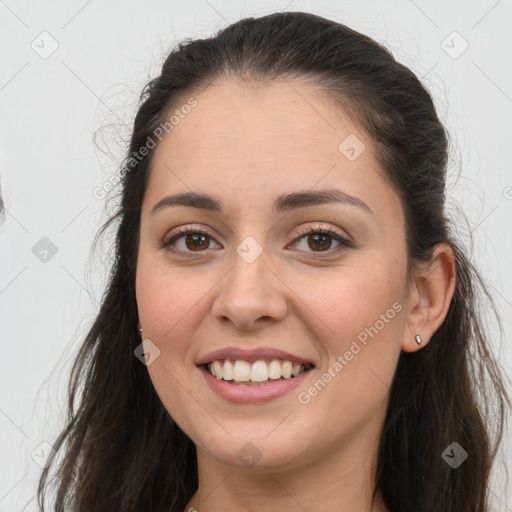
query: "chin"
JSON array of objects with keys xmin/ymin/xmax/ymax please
[{"xmin": 190, "ymin": 421, "xmax": 318, "ymax": 471}]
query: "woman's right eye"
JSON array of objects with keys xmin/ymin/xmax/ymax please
[{"xmin": 161, "ymin": 227, "xmax": 221, "ymax": 254}]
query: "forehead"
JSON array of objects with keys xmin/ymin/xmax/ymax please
[
  {"xmin": 151, "ymin": 79, "xmax": 370, "ymax": 171},
  {"xmin": 143, "ymin": 79, "xmax": 402, "ymax": 223}
]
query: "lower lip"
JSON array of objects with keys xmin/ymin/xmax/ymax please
[{"xmin": 199, "ymin": 365, "xmax": 314, "ymax": 404}]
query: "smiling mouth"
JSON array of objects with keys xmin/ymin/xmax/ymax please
[{"xmin": 203, "ymin": 359, "xmax": 315, "ymax": 386}]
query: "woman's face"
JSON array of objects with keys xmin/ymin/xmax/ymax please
[{"xmin": 136, "ymin": 79, "xmax": 410, "ymax": 471}]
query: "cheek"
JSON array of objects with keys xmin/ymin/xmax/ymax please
[
  {"xmin": 135, "ymin": 254, "xmax": 212, "ymax": 355},
  {"xmin": 290, "ymin": 263, "xmax": 404, "ymax": 419},
  {"xmin": 292, "ymin": 259, "xmax": 404, "ymax": 346},
  {"xmin": 135, "ymin": 256, "xmax": 213, "ymax": 435}
]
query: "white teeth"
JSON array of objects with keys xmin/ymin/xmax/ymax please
[
  {"xmin": 207, "ymin": 359, "xmax": 312, "ymax": 383},
  {"xmin": 233, "ymin": 360, "xmax": 251, "ymax": 381},
  {"xmin": 281, "ymin": 361, "xmax": 292, "ymax": 379},
  {"xmin": 213, "ymin": 361, "xmax": 223, "ymax": 379},
  {"xmin": 292, "ymin": 362, "xmax": 302, "ymax": 377},
  {"xmin": 223, "ymin": 359, "xmax": 234, "ymax": 380},
  {"xmin": 250, "ymin": 360, "xmax": 268, "ymax": 382},
  {"xmin": 268, "ymin": 359, "xmax": 282, "ymax": 379}
]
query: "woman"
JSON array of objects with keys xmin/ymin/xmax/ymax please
[{"xmin": 37, "ymin": 11, "xmax": 510, "ymax": 512}]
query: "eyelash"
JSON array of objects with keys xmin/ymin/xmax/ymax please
[{"xmin": 161, "ymin": 225, "xmax": 353, "ymax": 257}]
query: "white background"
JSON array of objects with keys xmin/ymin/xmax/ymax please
[{"xmin": 1, "ymin": 0, "xmax": 511, "ymax": 510}]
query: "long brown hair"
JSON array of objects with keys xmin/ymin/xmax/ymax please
[{"xmin": 38, "ymin": 11, "xmax": 510, "ymax": 512}]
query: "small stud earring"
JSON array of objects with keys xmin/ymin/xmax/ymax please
[
  {"xmin": 415, "ymin": 335, "xmax": 422, "ymax": 345},
  {"xmin": 138, "ymin": 328, "xmax": 143, "ymax": 336}
]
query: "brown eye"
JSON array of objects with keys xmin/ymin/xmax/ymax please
[
  {"xmin": 183, "ymin": 233, "xmax": 210, "ymax": 251},
  {"xmin": 305, "ymin": 233, "xmax": 333, "ymax": 251},
  {"xmin": 292, "ymin": 226, "xmax": 353, "ymax": 255},
  {"xmin": 162, "ymin": 227, "xmax": 221, "ymax": 253}
]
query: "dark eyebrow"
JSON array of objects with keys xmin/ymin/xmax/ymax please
[
  {"xmin": 150, "ymin": 189, "xmax": 373, "ymax": 217},
  {"xmin": 273, "ymin": 189, "xmax": 373, "ymax": 215}
]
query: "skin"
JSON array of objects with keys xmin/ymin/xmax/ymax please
[{"xmin": 135, "ymin": 78, "xmax": 456, "ymax": 512}]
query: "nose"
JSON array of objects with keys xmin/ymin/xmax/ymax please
[{"xmin": 210, "ymin": 245, "xmax": 289, "ymax": 331}]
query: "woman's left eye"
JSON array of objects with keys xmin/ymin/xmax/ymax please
[
  {"xmin": 290, "ymin": 226, "xmax": 353, "ymax": 254},
  {"xmin": 161, "ymin": 225, "xmax": 352, "ymax": 255}
]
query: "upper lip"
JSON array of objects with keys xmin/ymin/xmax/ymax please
[{"xmin": 196, "ymin": 347, "xmax": 316, "ymax": 366}]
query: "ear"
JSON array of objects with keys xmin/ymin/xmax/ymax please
[{"xmin": 402, "ymin": 243, "xmax": 457, "ymax": 352}]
